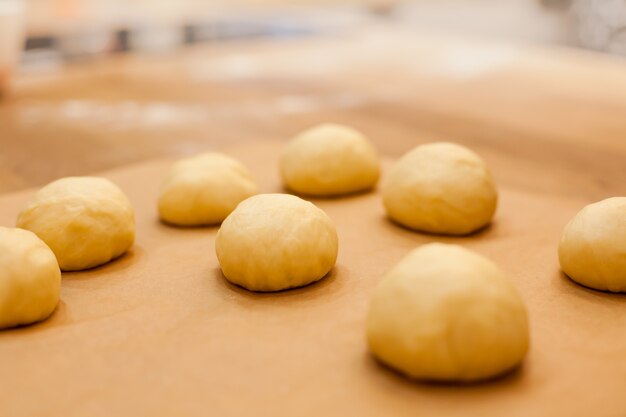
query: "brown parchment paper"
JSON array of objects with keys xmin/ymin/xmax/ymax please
[{"xmin": 1, "ymin": 140, "xmax": 625, "ymax": 417}]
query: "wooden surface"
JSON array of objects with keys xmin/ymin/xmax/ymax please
[
  {"xmin": 1, "ymin": 141, "xmax": 625, "ymax": 417},
  {"xmin": 1, "ymin": 25, "xmax": 626, "ymax": 416},
  {"xmin": 2, "ymin": 26, "xmax": 626, "ymax": 200}
]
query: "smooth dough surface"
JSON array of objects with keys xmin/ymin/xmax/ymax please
[
  {"xmin": 158, "ymin": 152, "xmax": 258, "ymax": 226},
  {"xmin": 382, "ymin": 142, "xmax": 497, "ymax": 235},
  {"xmin": 215, "ymin": 193, "xmax": 338, "ymax": 291},
  {"xmin": 17, "ymin": 177, "xmax": 135, "ymax": 271},
  {"xmin": 367, "ymin": 243, "xmax": 529, "ymax": 382},
  {"xmin": 559, "ymin": 197, "xmax": 626, "ymax": 292},
  {"xmin": 280, "ymin": 123, "xmax": 380, "ymax": 196},
  {"xmin": 0, "ymin": 227, "xmax": 61, "ymax": 329}
]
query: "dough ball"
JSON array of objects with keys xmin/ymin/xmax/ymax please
[
  {"xmin": 216, "ymin": 193, "xmax": 338, "ymax": 291},
  {"xmin": 0, "ymin": 227, "xmax": 61, "ymax": 329},
  {"xmin": 367, "ymin": 243, "xmax": 529, "ymax": 382},
  {"xmin": 559, "ymin": 197, "xmax": 626, "ymax": 292},
  {"xmin": 17, "ymin": 177, "xmax": 135, "ymax": 271},
  {"xmin": 158, "ymin": 153, "xmax": 258, "ymax": 226},
  {"xmin": 382, "ymin": 142, "xmax": 497, "ymax": 235},
  {"xmin": 280, "ymin": 123, "xmax": 380, "ymax": 196}
]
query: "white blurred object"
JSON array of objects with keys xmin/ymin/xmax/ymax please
[
  {"xmin": 128, "ymin": 25, "xmax": 184, "ymax": 53},
  {"xmin": 0, "ymin": 0, "xmax": 24, "ymax": 95},
  {"xmin": 572, "ymin": 0, "xmax": 626, "ymax": 54},
  {"xmin": 392, "ymin": 0, "xmax": 570, "ymax": 45},
  {"xmin": 56, "ymin": 28, "xmax": 113, "ymax": 57},
  {"xmin": 125, "ymin": 0, "xmax": 186, "ymax": 53}
]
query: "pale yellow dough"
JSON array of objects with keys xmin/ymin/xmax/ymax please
[
  {"xmin": 280, "ymin": 123, "xmax": 380, "ymax": 196},
  {"xmin": 559, "ymin": 197, "xmax": 626, "ymax": 292},
  {"xmin": 367, "ymin": 243, "xmax": 529, "ymax": 382},
  {"xmin": 382, "ymin": 142, "xmax": 497, "ymax": 235},
  {"xmin": 0, "ymin": 227, "xmax": 61, "ymax": 329},
  {"xmin": 17, "ymin": 177, "xmax": 135, "ymax": 271},
  {"xmin": 215, "ymin": 194, "xmax": 338, "ymax": 292},
  {"xmin": 158, "ymin": 152, "xmax": 258, "ymax": 226}
]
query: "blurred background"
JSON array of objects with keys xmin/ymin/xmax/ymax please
[
  {"xmin": 1, "ymin": 0, "xmax": 625, "ymax": 196},
  {"xmin": 1, "ymin": 0, "xmax": 626, "ymax": 98},
  {"xmin": 4, "ymin": 0, "xmax": 626, "ymax": 68}
]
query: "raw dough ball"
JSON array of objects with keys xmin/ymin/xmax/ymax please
[
  {"xmin": 158, "ymin": 153, "xmax": 258, "ymax": 226},
  {"xmin": 382, "ymin": 142, "xmax": 497, "ymax": 235},
  {"xmin": 17, "ymin": 177, "xmax": 135, "ymax": 271},
  {"xmin": 280, "ymin": 123, "xmax": 380, "ymax": 196},
  {"xmin": 216, "ymin": 193, "xmax": 338, "ymax": 291},
  {"xmin": 0, "ymin": 227, "xmax": 61, "ymax": 329},
  {"xmin": 367, "ymin": 243, "xmax": 529, "ymax": 382},
  {"xmin": 559, "ymin": 197, "xmax": 626, "ymax": 292}
]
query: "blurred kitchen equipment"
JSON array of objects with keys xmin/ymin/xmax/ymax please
[{"xmin": 0, "ymin": 0, "xmax": 24, "ymax": 96}]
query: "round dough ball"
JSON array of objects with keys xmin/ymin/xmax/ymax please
[
  {"xmin": 382, "ymin": 142, "xmax": 497, "ymax": 235},
  {"xmin": 216, "ymin": 193, "xmax": 338, "ymax": 292},
  {"xmin": 158, "ymin": 153, "xmax": 258, "ymax": 226},
  {"xmin": 17, "ymin": 177, "xmax": 135, "ymax": 271},
  {"xmin": 280, "ymin": 123, "xmax": 380, "ymax": 196},
  {"xmin": 0, "ymin": 227, "xmax": 61, "ymax": 329},
  {"xmin": 559, "ymin": 197, "xmax": 626, "ymax": 292},
  {"xmin": 367, "ymin": 243, "xmax": 529, "ymax": 382}
]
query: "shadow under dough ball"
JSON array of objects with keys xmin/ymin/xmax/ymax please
[
  {"xmin": 382, "ymin": 142, "xmax": 497, "ymax": 235},
  {"xmin": 366, "ymin": 243, "xmax": 529, "ymax": 382},
  {"xmin": 16, "ymin": 176, "xmax": 135, "ymax": 271},
  {"xmin": 215, "ymin": 193, "xmax": 338, "ymax": 292},
  {"xmin": 559, "ymin": 197, "xmax": 626, "ymax": 292},
  {"xmin": 0, "ymin": 227, "xmax": 61, "ymax": 329}
]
